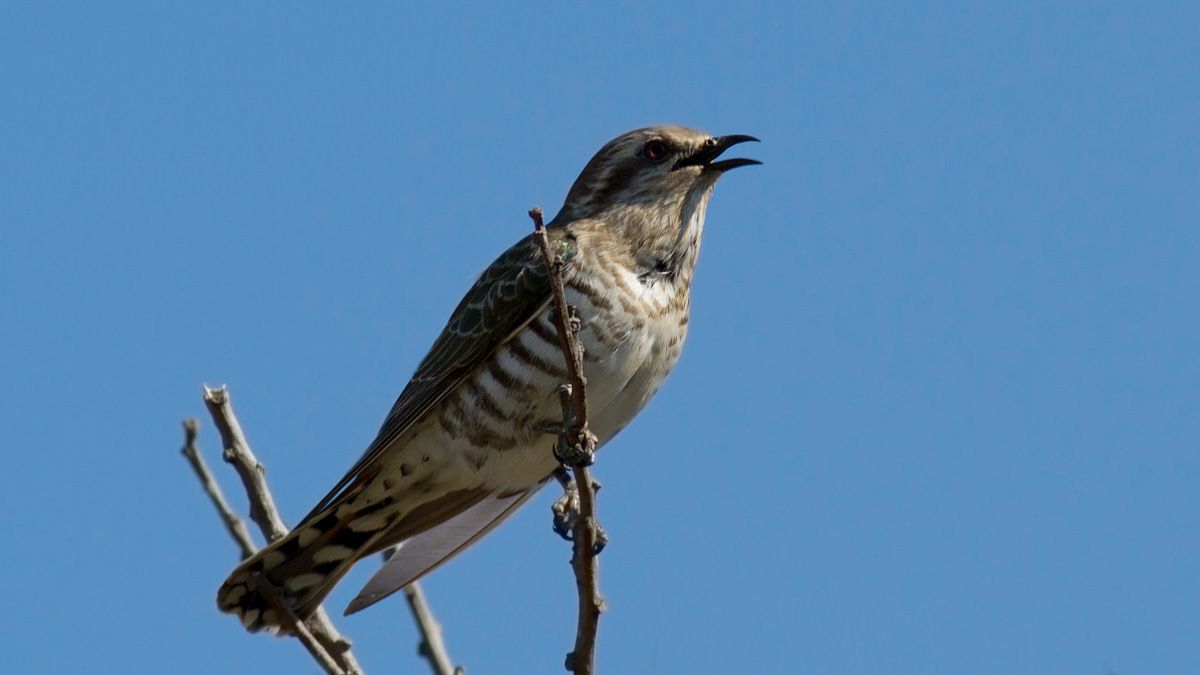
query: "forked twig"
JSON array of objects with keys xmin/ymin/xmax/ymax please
[
  {"xmin": 183, "ymin": 386, "xmax": 362, "ymax": 675},
  {"xmin": 185, "ymin": 389, "xmax": 466, "ymax": 674}
]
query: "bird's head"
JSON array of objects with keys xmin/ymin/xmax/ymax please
[{"xmin": 553, "ymin": 125, "xmax": 759, "ymax": 225}]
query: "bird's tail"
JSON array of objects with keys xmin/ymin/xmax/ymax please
[{"xmin": 216, "ymin": 504, "xmax": 395, "ymax": 633}]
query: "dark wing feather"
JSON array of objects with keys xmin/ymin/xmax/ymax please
[{"xmin": 302, "ymin": 230, "xmax": 578, "ymax": 520}]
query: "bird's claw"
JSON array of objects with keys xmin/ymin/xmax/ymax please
[
  {"xmin": 553, "ymin": 430, "xmax": 598, "ymax": 467},
  {"xmin": 551, "ymin": 473, "xmax": 580, "ymax": 541},
  {"xmin": 550, "ymin": 467, "xmax": 606, "ymax": 553},
  {"xmin": 591, "ymin": 521, "xmax": 608, "ymax": 555}
]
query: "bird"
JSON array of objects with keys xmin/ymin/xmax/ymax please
[{"xmin": 217, "ymin": 125, "xmax": 759, "ymax": 633}]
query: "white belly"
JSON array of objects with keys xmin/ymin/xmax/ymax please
[{"xmin": 571, "ymin": 274, "xmax": 687, "ymax": 443}]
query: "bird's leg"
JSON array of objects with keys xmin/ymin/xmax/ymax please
[
  {"xmin": 552, "ymin": 465, "xmax": 574, "ymax": 489},
  {"xmin": 551, "ymin": 466, "xmax": 579, "ymax": 541}
]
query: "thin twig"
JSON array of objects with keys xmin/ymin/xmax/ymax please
[
  {"xmin": 382, "ymin": 547, "xmax": 465, "ymax": 675},
  {"xmin": 198, "ymin": 386, "xmax": 362, "ymax": 675},
  {"xmin": 529, "ymin": 207, "xmax": 606, "ymax": 675},
  {"xmin": 180, "ymin": 418, "xmax": 256, "ymax": 558},
  {"xmin": 202, "ymin": 386, "xmax": 288, "ymax": 540},
  {"xmin": 404, "ymin": 584, "xmax": 464, "ymax": 675}
]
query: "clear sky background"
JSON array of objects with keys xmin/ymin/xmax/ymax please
[{"xmin": 2, "ymin": 2, "xmax": 1197, "ymax": 674}]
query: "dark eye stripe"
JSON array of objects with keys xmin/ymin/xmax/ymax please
[{"xmin": 590, "ymin": 164, "xmax": 637, "ymax": 208}]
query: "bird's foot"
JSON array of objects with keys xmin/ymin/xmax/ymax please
[
  {"xmin": 551, "ymin": 467, "xmax": 605, "ymax": 554},
  {"xmin": 553, "ymin": 429, "xmax": 598, "ymax": 467},
  {"xmin": 589, "ymin": 519, "xmax": 608, "ymax": 555},
  {"xmin": 551, "ymin": 466, "xmax": 579, "ymax": 541}
]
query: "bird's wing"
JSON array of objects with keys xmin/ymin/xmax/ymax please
[
  {"xmin": 303, "ymin": 229, "xmax": 578, "ymax": 521},
  {"xmin": 344, "ymin": 486, "xmax": 541, "ymax": 615}
]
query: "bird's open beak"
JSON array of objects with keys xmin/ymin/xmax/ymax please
[{"xmin": 673, "ymin": 134, "xmax": 761, "ymax": 173}]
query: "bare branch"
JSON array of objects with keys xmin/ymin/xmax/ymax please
[
  {"xmin": 381, "ymin": 546, "xmax": 465, "ymax": 675},
  {"xmin": 529, "ymin": 207, "xmax": 606, "ymax": 675},
  {"xmin": 405, "ymin": 584, "xmax": 464, "ymax": 675},
  {"xmin": 195, "ymin": 386, "xmax": 362, "ymax": 675}
]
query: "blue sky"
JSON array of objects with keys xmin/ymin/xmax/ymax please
[{"xmin": 2, "ymin": 2, "xmax": 1197, "ymax": 673}]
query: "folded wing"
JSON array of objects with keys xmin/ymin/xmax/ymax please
[{"xmin": 346, "ymin": 488, "xmax": 539, "ymax": 615}]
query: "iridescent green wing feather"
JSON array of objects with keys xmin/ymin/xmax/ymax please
[{"xmin": 303, "ymin": 229, "xmax": 578, "ymax": 519}]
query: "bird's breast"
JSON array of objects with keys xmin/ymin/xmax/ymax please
[
  {"xmin": 564, "ymin": 260, "xmax": 690, "ymax": 441},
  {"xmin": 406, "ymin": 259, "xmax": 690, "ymax": 493}
]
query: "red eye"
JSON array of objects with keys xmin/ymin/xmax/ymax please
[{"xmin": 643, "ymin": 139, "xmax": 669, "ymax": 162}]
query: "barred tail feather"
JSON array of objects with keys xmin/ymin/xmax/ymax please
[
  {"xmin": 216, "ymin": 505, "xmax": 395, "ymax": 634},
  {"xmin": 216, "ymin": 486, "xmax": 501, "ymax": 633}
]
